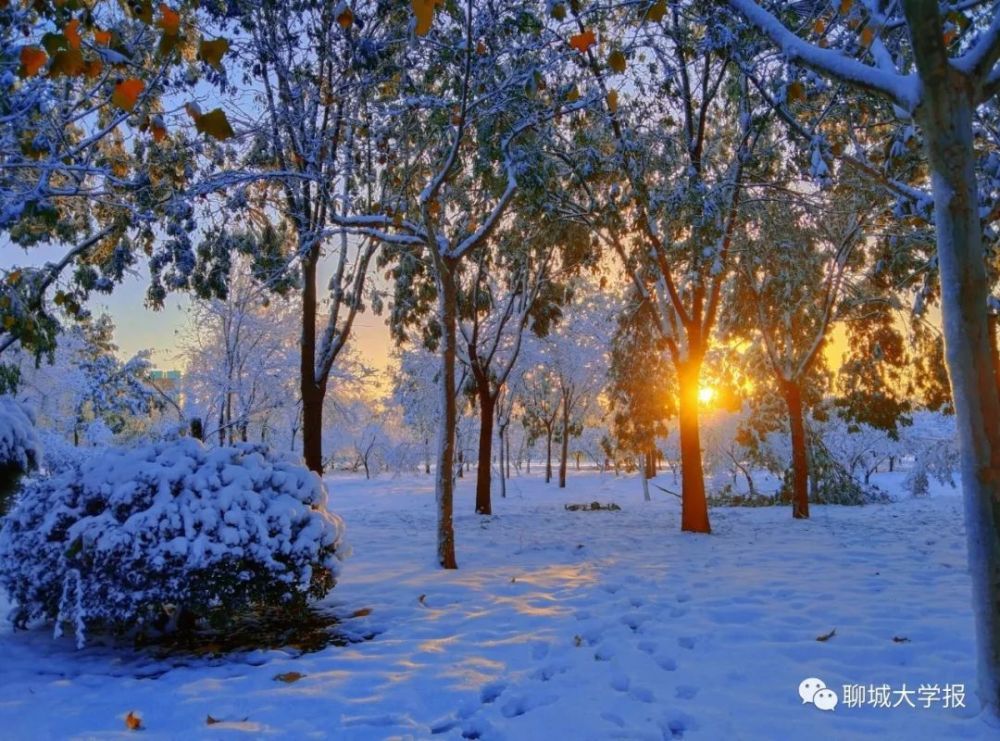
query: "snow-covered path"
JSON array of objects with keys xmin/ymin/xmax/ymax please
[{"xmin": 0, "ymin": 472, "xmax": 993, "ymax": 739}]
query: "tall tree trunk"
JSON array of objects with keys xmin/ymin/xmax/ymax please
[
  {"xmin": 906, "ymin": 9, "xmax": 1000, "ymax": 712},
  {"xmin": 301, "ymin": 251, "xmax": 325, "ymax": 474},
  {"xmin": 644, "ymin": 442, "xmax": 657, "ymax": 479},
  {"xmin": 545, "ymin": 427, "xmax": 553, "ymax": 483},
  {"xmin": 783, "ymin": 379, "xmax": 810, "ymax": 519},
  {"xmin": 498, "ymin": 423, "xmax": 507, "ymax": 500},
  {"xmin": 474, "ymin": 382, "xmax": 495, "ymax": 515},
  {"xmin": 677, "ymin": 359, "xmax": 710, "ymax": 533},
  {"xmin": 504, "ymin": 426, "xmax": 511, "ymax": 480},
  {"xmin": 558, "ymin": 395, "xmax": 570, "ymax": 489},
  {"xmin": 425, "ymin": 437, "xmax": 431, "ymax": 474},
  {"xmin": 434, "ymin": 257, "xmax": 459, "ymax": 569}
]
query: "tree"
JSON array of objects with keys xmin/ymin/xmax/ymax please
[
  {"xmin": 570, "ymin": 0, "xmax": 772, "ymax": 532},
  {"xmin": 732, "ymin": 182, "xmax": 874, "ymax": 517},
  {"xmin": 338, "ymin": 0, "xmax": 572, "ymax": 567},
  {"xmin": 180, "ymin": 253, "xmax": 299, "ymax": 446},
  {"xmin": 545, "ymin": 286, "xmax": 612, "ymax": 489},
  {"xmin": 607, "ymin": 294, "xmax": 676, "ymax": 500},
  {"xmin": 191, "ymin": 0, "xmax": 385, "ymax": 474},
  {"xmin": 1, "ymin": 1, "xmax": 232, "ymax": 364},
  {"xmin": 728, "ymin": 0, "xmax": 1000, "ymax": 715}
]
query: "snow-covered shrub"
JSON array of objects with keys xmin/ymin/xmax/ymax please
[
  {"xmin": 0, "ymin": 438, "xmax": 346, "ymax": 647},
  {"xmin": 0, "ymin": 396, "xmax": 40, "ymax": 514},
  {"xmin": 906, "ymin": 463, "xmax": 930, "ymax": 497},
  {"xmin": 35, "ymin": 429, "xmax": 89, "ymax": 475},
  {"xmin": 0, "ymin": 395, "xmax": 40, "ymax": 473}
]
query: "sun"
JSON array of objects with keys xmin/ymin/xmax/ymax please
[{"xmin": 698, "ymin": 386, "xmax": 717, "ymax": 405}]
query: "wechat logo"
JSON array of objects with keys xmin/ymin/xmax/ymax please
[{"xmin": 799, "ymin": 677, "xmax": 839, "ymax": 711}]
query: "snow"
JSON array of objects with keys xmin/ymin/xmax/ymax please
[
  {"xmin": 0, "ymin": 469, "xmax": 993, "ymax": 739},
  {"xmin": 727, "ymin": 0, "xmax": 921, "ymax": 111},
  {"xmin": 0, "ymin": 395, "xmax": 40, "ymax": 471},
  {"xmin": 0, "ymin": 439, "xmax": 345, "ymax": 647}
]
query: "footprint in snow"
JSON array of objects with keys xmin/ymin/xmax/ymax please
[
  {"xmin": 500, "ymin": 693, "xmax": 557, "ymax": 718},
  {"xmin": 610, "ymin": 672, "xmax": 630, "ymax": 692},
  {"xmin": 675, "ymin": 685, "xmax": 699, "ymax": 700},
  {"xmin": 629, "ymin": 685, "xmax": 655, "ymax": 703},
  {"xmin": 655, "ymin": 655, "xmax": 678, "ymax": 671},
  {"xmin": 638, "ymin": 640, "xmax": 658, "ymax": 654},
  {"xmin": 480, "ymin": 681, "xmax": 506, "ymax": 704},
  {"xmin": 677, "ymin": 636, "xmax": 696, "ymax": 650}
]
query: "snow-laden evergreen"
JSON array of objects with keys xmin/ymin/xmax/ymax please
[
  {"xmin": 0, "ymin": 438, "xmax": 346, "ymax": 647},
  {"xmin": 0, "ymin": 395, "xmax": 40, "ymax": 473}
]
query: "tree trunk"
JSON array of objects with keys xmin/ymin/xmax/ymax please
[
  {"xmin": 301, "ymin": 251, "xmax": 326, "ymax": 474},
  {"xmin": 424, "ymin": 437, "xmax": 431, "ymax": 475},
  {"xmin": 991, "ymin": 314, "xmax": 1000, "ymax": 401},
  {"xmin": 434, "ymin": 257, "xmax": 459, "ymax": 569},
  {"xmin": 558, "ymin": 394, "xmax": 570, "ymax": 489},
  {"xmin": 474, "ymin": 384, "xmax": 495, "ymax": 515},
  {"xmin": 498, "ymin": 423, "xmax": 507, "ymax": 500},
  {"xmin": 545, "ymin": 427, "xmax": 553, "ymax": 483},
  {"xmin": 906, "ymin": 11, "xmax": 1000, "ymax": 712},
  {"xmin": 783, "ymin": 379, "xmax": 810, "ymax": 519},
  {"xmin": 677, "ymin": 359, "xmax": 710, "ymax": 533}
]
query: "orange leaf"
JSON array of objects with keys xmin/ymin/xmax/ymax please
[
  {"xmin": 839, "ymin": 0, "xmax": 853, "ymax": 13},
  {"xmin": 860, "ymin": 26, "xmax": 875, "ymax": 47},
  {"xmin": 125, "ymin": 712, "xmax": 142, "ymax": 731},
  {"xmin": 336, "ymin": 6, "xmax": 353, "ymax": 29},
  {"xmin": 158, "ymin": 3, "xmax": 180, "ymax": 36},
  {"xmin": 274, "ymin": 672, "xmax": 305, "ymax": 683},
  {"xmin": 569, "ymin": 29, "xmax": 596, "ymax": 53},
  {"xmin": 84, "ymin": 58, "xmax": 104, "ymax": 79},
  {"xmin": 787, "ymin": 80, "xmax": 805, "ymax": 103},
  {"xmin": 606, "ymin": 89, "xmax": 618, "ymax": 114},
  {"xmin": 476, "ymin": 39, "xmax": 486, "ymax": 55},
  {"xmin": 412, "ymin": 0, "xmax": 437, "ymax": 36},
  {"xmin": 94, "ymin": 29, "xmax": 112, "ymax": 46},
  {"xmin": 150, "ymin": 115, "xmax": 167, "ymax": 142},
  {"xmin": 48, "ymin": 49, "xmax": 85, "ymax": 77},
  {"xmin": 812, "ymin": 18, "xmax": 826, "ymax": 35},
  {"xmin": 19, "ymin": 46, "xmax": 47, "ymax": 77},
  {"xmin": 65, "ymin": 19, "xmax": 82, "ymax": 50},
  {"xmin": 112, "ymin": 79, "xmax": 145, "ymax": 111}
]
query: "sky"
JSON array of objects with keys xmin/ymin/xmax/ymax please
[{"xmin": 2, "ymin": 240, "xmax": 395, "ymax": 373}]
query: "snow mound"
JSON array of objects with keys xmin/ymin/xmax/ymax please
[
  {"xmin": 0, "ymin": 438, "xmax": 346, "ymax": 647},
  {"xmin": 0, "ymin": 396, "xmax": 40, "ymax": 472}
]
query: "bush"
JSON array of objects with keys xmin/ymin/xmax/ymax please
[
  {"xmin": 777, "ymin": 444, "xmax": 890, "ymax": 505},
  {"xmin": 0, "ymin": 396, "xmax": 40, "ymax": 514},
  {"xmin": 0, "ymin": 438, "xmax": 346, "ymax": 647}
]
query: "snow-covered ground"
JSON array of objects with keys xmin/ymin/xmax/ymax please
[{"xmin": 0, "ymin": 470, "xmax": 993, "ymax": 739}]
